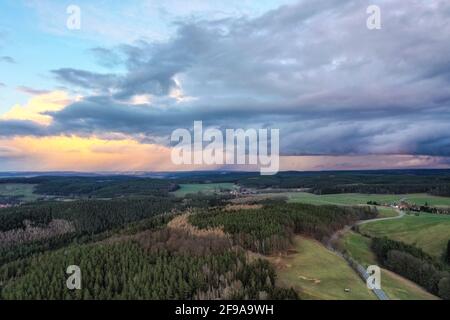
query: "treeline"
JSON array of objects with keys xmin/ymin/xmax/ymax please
[
  {"xmin": 0, "ymin": 176, "xmax": 177, "ymax": 198},
  {"xmin": 190, "ymin": 203, "xmax": 377, "ymax": 254},
  {"xmin": 0, "ymin": 241, "xmax": 297, "ymax": 300},
  {"xmin": 31, "ymin": 177, "xmax": 178, "ymax": 197},
  {"xmin": 447, "ymin": 240, "xmax": 450, "ymax": 264},
  {"xmin": 430, "ymin": 185, "xmax": 450, "ymax": 197},
  {"xmin": 406, "ymin": 204, "xmax": 450, "ymax": 215},
  {"xmin": 234, "ymin": 170, "xmax": 450, "ymax": 194},
  {"xmin": 372, "ymin": 237, "xmax": 450, "ymax": 299}
]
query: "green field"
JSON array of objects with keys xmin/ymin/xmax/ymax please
[
  {"xmin": 274, "ymin": 236, "xmax": 376, "ymax": 300},
  {"xmin": 172, "ymin": 183, "xmax": 237, "ymax": 197},
  {"xmin": 359, "ymin": 213, "xmax": 450, "ymax": 259},
  {"xmin": 286, "ymin": 192, "xmax": 450, "ymax": 207},
  {"xmin": 338, "ymin": 231, "xmax": 439, "ymax": 300},
  {"xmin": 381, "ymin": 269, "xmax": 439, "ymax": 300},
  {"xmin": 339, "ymin": 231, "xmax": 377, "ymax": 266},
  {"xmin": 0, "ymin": 183, "xmax": 39, "ymax": 202},
  {"xmin": 376, "ymin": 206, "xmax": 399, "ymax": 218},
  {"xmin": 287, "ymin": 192, "xmax": 404, "ymax": 206}
]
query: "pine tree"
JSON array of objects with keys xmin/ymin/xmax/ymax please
[{"xmin": 447, "ymin": 239, "xmax": 450, "ymax": 264}]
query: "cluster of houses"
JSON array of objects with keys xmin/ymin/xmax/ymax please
[
  {"xmin": 368, "ymin": 199, "xmax": 449, "ymax": 215},
  {"xmin": 229, "ymin": 187, "xmax": 257, "ymax": 196},
  {"xmin": 228, "ymin": 186, "xmax": 269, "ymax": 197},
  {"xmin": 394, "ymin": 201, "xmax": 416, "ymax": 211},
  {"xmin": 393, "ymin": 201, "xmax": 450, "ymax": 215},
  {"xmin": 368, "ymin": 199, "xmax": 421, "ymax": 212}
]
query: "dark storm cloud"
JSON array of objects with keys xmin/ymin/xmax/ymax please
[
  {"xmin": 3, "ymin": 0, "xmax": 450, "ymax": 157},
  {"xmin": 45, "ymin": 96, "xmax": 266, "ymax": 138},
  {"xmin": 0, "ymin": 120, "xmax": 48, "ymax": 137}
]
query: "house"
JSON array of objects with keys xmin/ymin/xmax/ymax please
[{"xmin": 398, "ymin": 202, "xmax": 411, "ymax": 210}]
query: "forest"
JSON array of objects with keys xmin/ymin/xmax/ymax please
[
  {"xmin": 371, "ymin": 237, "xmax": 450, "ymax": 299},
  {"xmin": 0, "ymin": 176, "xmax": 178, "ymax": 197},
  {"xmin": 0, "ymin": 197, "xmax": 178, "ymax": 234},
  {"xmin": 0, "ymin": 197, "xmax": 180, "ymax": 265},
  {"xmin": 234, "ymin": 170, "xmax": 450, "ymax": 196},
  {"xmin": 190, "ymin": 203, "xmax": 378, "ymax": 254},
  {"xmin": 1, "ymin": 171, "xmax": 450, "ymax": 300},
  {"xmin": 0, "ymin": 241, "xmax": 297, "ymax": 300},
  {"xmin": 0, "ymin": 190, "xmax": 301, "ymax": 300}
]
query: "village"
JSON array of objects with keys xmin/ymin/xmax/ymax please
[{"xmin": 366, "ymin": 199, "xmax": 450, "ymax": 215}]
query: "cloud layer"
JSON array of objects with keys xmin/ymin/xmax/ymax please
[{"xmin": 2, "ymin": 0, "xmax": 450, "ymax": 169}]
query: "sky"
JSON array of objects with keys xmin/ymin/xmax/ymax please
[{"xmin": 0, "ymin": 0, "xmax": 450, "ymax": 172}]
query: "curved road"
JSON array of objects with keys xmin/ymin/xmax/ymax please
[
  {"xmin": 328, "ymin": 207, "xmax": 405, "ymax": 247},
  {"xmin": 327, "ymin": 207, "xmax": 406, "ymax": 300},
  {"xmin": 356, "ymin": 208, "xmax": 405, "ymax": 226}
]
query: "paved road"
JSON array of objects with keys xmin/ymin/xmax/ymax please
[
  {"xmin": 356, "ymin": 208, "xmax": 405, "ymax": 226},
  {"xmin": 354, "ymin": 264, "xmax": 390, "ymax": 300},
  {"xmin": 328, "ymin": 207, "xmax": 405, "ymax": 247},
  {"xmin": 326, "ymin": 207, "xmax": 406, "ymax": 300}
]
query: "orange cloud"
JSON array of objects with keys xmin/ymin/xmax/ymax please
[
  {"xmin": 1, "ymin": 136, "xmax": 166, "ymax": 171},
  {"xmin": 1, "ymin": 91, "xmax": 75, "ymax": 125},
  {"xmin": 0, "ymin": 135, "xmax": 225, "ymax": 171}
]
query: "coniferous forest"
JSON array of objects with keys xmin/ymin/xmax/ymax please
[{"xmin": 0, "ymin": 182, "xmax": 301, "ymax": 300}]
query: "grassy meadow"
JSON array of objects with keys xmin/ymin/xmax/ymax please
[
  {"xmin": 273, "ymin": 236, "xmax": 376, "ymax": 300},
  {"xmin": 339, "ymin": 231, "xmax": 377, "ymax": 266},
  {"xmin": 286, "ymin": 192, "xmax": 403, "ymax": 206},
  {"xmin": 0, "ymin": 183, "xmax": 39, "ymax": 202},
  {"xmin": 286, "ymin": 192, "xmax": 450, "ymax": 207},
  {"xmin": 375, "ymin": 206, "xmax": 399, "ymax": 218},
  {"xmin": 172, "ymin": 183, "xmax": 237, "ymax": 197},
  {"xmin": 359, "ymin": 213, "xmax": 450, "ymax": 259}
]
